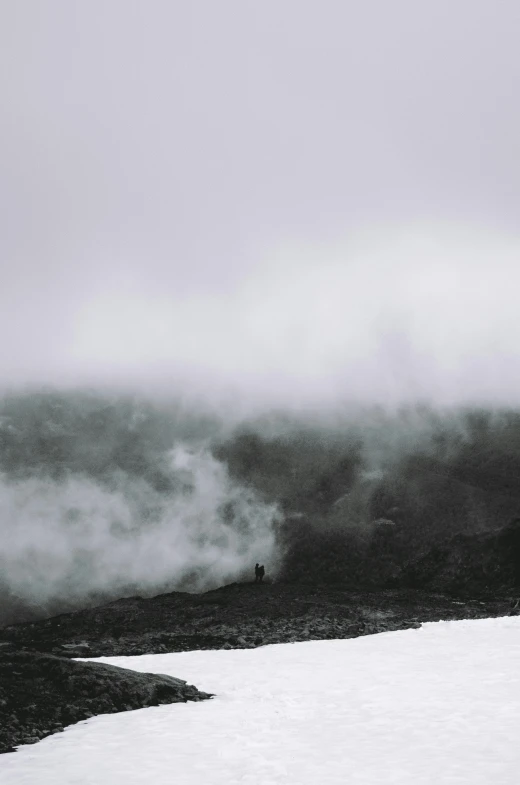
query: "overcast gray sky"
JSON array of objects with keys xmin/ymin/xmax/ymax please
[{"xmin": 1, "ymin": 1, "xmax": 519, "ymax": 407}]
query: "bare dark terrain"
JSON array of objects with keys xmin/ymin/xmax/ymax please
[{"xmin": 2, "ymin": 581, "xmax": 516, "ymax": 659}]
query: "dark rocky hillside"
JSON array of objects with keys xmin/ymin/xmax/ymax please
[
  {"xmin": 3, "ymin": 393, "xmax": 520, "ymax": 625},
  {"xmin": 399, "ymin": 518, "xmax": 520, "ymax": 592},
  {"xmin": 1, "ymin": 581, "xmax": 517, "ymax": 659}
]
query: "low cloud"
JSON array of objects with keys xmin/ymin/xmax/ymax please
[{"xmin": 60, "ymin": 224, "xmax": 520, "ymax": 409}]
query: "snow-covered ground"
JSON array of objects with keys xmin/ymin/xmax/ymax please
[{"xmin": 2, "ymin": 617, "xmax": 520, "ymax": 784}]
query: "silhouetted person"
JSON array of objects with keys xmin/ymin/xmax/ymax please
[
  {"xmin": 258, "ymin": 564, "xmax": 265, "ymax": 583},
  {"xmin": 254, "ymin": 563, "xmax": 260, "ymax": 582}
]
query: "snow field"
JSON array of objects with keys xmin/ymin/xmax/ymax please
[{"xmin": 1, "ymin": 617, "xmax": 520, "ymax": 784}]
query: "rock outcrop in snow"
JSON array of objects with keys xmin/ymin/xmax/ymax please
[{"xmin": 0, "ymin": 650, "xmax": 212, "ymax": 754}]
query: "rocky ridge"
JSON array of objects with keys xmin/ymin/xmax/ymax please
[{"xmin": 1, "ymin": 582, "xmax": 517, "ymax": 658}]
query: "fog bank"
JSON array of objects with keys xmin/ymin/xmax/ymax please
[{"xmin": 0, "ymin": 395, "xmax": 282, "ymax": 623}]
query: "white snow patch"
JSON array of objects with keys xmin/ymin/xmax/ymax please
[{"xmin": 2, "ymin": 617, "xmax": 520, "ymax": 784}]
